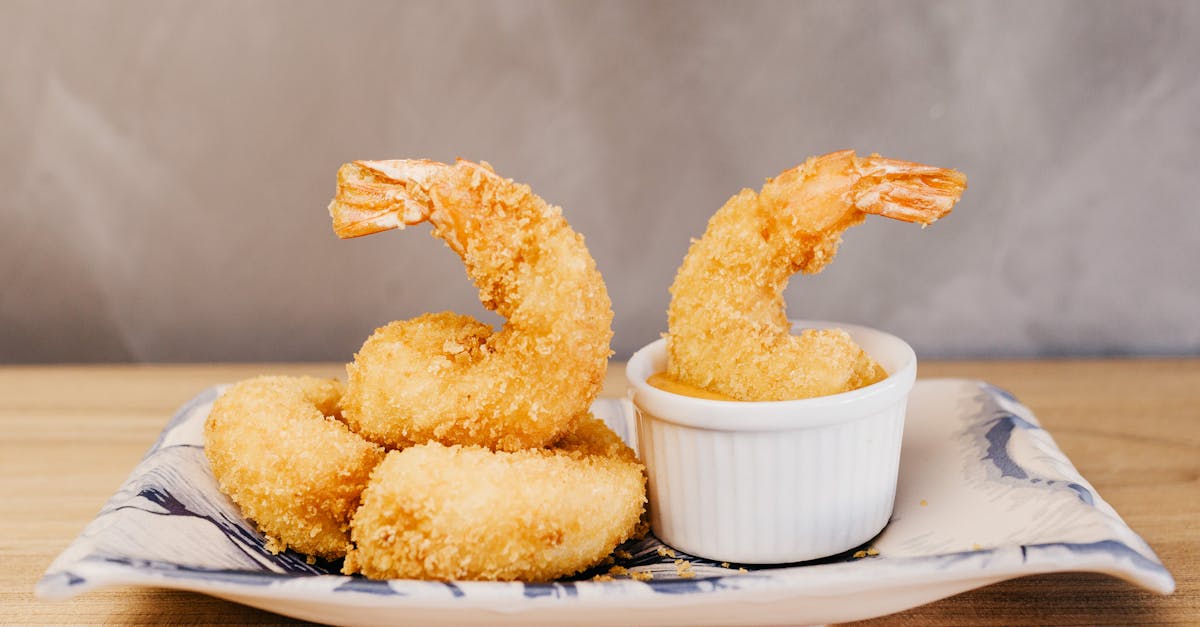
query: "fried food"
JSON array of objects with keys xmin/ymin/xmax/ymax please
[
  {"xmin": 343, "ymin": 416, "xmax": 646, "ymax": 581},
  {"xmin": 329, "ymin": 159, "xmax": 614, "ymax": 451},
  {"xmin": 551, "ymin": 411, "xmax": 640, "ymax": 463},
  {"xmin": 204, "ymin": 376, "xmax": 386, "ymax": 559},
  {"xmin": 203, "ymin": 157, "xmax": 638, "ymax": 582},
  {"xmin": 666, "ymin": 150, "xmax": 966, "ymax": 400}
]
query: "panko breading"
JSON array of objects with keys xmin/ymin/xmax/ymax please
[
  {"xmin": 666, "ymin": 150, "xmax": 966, "ymax": 400},
  {"xmin": 203, "ymin": 157, "xmax": 632, "ymax": 582},
  {"xmin": 344, "ymin": 422, "xmax": 646, "ymax": 582},
  {"xmin": 330, "ymin": 159, "xmax": 614, "ymax": 452},
  {"xmin": 204, "ymin": 376, "xmax": 385, "ymax": 559},
  {"xmin": 551, "ymin": 411, "xmax": 640, "ymax": 463}
]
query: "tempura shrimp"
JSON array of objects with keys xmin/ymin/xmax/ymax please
[
  {"xmin": 204, "ymin": 376, "xmax": 386, "ymax": 559},
  {"xmin": 666, "ymin": 150, "xmax": 966, "ymax": 401},
  {"xmin": 328, "ymin": 159, "xmax": 614, "ymax": 451}
]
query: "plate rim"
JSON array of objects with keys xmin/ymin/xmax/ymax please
[{"xmin": 34, "ymin": 378, "xmax": 1176, "ymax": 623}]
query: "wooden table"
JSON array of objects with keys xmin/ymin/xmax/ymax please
[{"xmin": 2, "ymin": 360, "xmax": 1196, "ymax": 625}]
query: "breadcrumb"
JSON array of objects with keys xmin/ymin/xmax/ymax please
[
  {"xmin": 264, "ymin": 536, "xmax": 284, "ymax": 555},
  {"xmin": 854, "ymin": 547, "xmax": 881, "ymax": 559}
]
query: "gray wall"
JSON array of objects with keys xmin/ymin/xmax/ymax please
[{"xmin": 2, "ymin": 0, "xmax": 1198, "ymax": 363}]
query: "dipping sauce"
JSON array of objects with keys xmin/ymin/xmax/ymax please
[{"xmin": 646, "ymin": 372, "xmax": 737, "ymax": 401}]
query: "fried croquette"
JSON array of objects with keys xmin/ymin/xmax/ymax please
[{"xmin": 204, "ymin": 376, "xmax": 386, "ymax": 559}]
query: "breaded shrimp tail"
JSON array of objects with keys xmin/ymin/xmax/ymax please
[
  {"xmin": 667, "ymin": 150, "xmax": 966, "ymax": 401},
  {"xmin": 328, "ymin": 159, "xmax": 614, "ymax": 451}
]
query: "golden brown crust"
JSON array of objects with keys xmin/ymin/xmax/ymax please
[
  {"xmin": 206, "ymin": 157, "xmax": 631, "ymax": 579},
  {"xmin": 345, "ymin": 439, "xmax": 648, "ymax": 581},
  {"xmin": 204, "ymin": 376, "xmax": 386, "ymax": 559},
  {"xmin": 333, "ymin": 160, "xmax": 613, "ymax": 451},
  {"xmin": 343, "ymin": 428, "xmax": 646, "ymax": 581},
  {"xmin": 666, "ymin": 151, "xmax": 964, "ymax": 401},
  {"xmin": 551, "ymin": 411, "xmax": 640, "ymax": 464}
]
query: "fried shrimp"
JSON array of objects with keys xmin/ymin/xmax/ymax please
[
  {"xmin": 343, "ymin": 419, "xmax": 646, "ymax": 581},
  {"xmin": 204, "ymin": 376, "xmax": 386, "ymax": 559},
  {"xmin": 552, "ymin": 411, "xmax": 641, "ymax": 463},
  {"xmin": 329, "ymin": 159, "xmax": 614, "ymax": 451},
  {"xmin": 667, "ymin": 150, "xmax": 966, "ymax": 401}
]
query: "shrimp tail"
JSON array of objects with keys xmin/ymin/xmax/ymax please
[
  {"xmin": 328, "ymin": 159, "xmax": 447, "ymax": 239},
  {"xmin": 849, "ymin": 154, "xmax": 967, "ymax": 226}
]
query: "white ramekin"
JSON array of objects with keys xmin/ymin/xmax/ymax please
[{"xmin": 625, "ymin": 320, "xmax": 916, "ymax": 564}]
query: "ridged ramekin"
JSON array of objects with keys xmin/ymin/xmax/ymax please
[{"xmin": 625, "ymin": 320, "xmax": 916, "ymax": 564}]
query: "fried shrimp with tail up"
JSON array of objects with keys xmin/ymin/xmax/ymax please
[
  {"xmin": 329, "ymin": 159, "xmax": 614, "ymax": 451},
  {"xmin": 667, "ymin": 150, "xmax": 966, "ymax": 401}
]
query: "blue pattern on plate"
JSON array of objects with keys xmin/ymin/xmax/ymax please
[{"xmin": 37, "ymin": 379, "xmax": 1173, "ymax": 611}]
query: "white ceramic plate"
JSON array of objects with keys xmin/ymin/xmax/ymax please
[{"xmin": 37, "ymin": 379, "xmax": 1173, "ymax": 625}]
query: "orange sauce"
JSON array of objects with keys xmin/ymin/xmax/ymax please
[{"xmin": 646, "ymin": 372, "xmax": 737, "ymax": 401}]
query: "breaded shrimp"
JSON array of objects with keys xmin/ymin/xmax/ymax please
[
  {"xmin": 343, "ymin": 422, "xmax": 646, "ymax": 581},
  {"xmin": 329, "ymin": 159, "xmax": 614, "ymax": 451},
  {"xmin": 204, "ymin": 376, "xmax": 386, "ymax": 559},
  {"xmin": 552, "ymin": 411, "xmax": 641, "ymax": 463},
  {"xmin": 667, "ymin": 150, "xmax": 966, "ymax": 401}
]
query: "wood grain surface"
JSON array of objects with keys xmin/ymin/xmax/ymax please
[{"xmin": 2, "ymin": 360, "xmax": 1196, "ymax": 625}]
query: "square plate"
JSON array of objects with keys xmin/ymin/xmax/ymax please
[{"xmin": 37, "ymin": 379, "xmax": 1173, "ymax": 625}]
